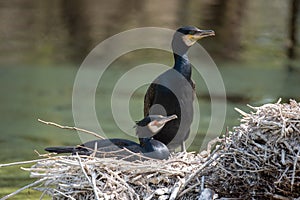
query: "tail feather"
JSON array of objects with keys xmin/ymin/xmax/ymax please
[{"xmin": 45, "ymin": 146, "xmax": 75, "ymax": 154}]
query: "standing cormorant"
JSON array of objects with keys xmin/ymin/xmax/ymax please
[
  {"xmin": 144, "ymin": 26, "xmax": 215, "ymax": 151},
  {"xmin": 45, "ymin": 115, "xmax": 177, "ymax": 161}
]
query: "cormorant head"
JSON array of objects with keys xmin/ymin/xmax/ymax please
[
  {"xmin": 135, "ymin": 114, "xmax": 178, "ymax": 138},
  {"xmin": 172, "ymin": 26, "xmax": 215, "ymax": 54}
]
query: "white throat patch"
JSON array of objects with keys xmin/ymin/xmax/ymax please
[
  {"xmin": 182, "ymin": 35, "xmax": 197, "ymax": 46},
  {"xmin": 147, "ymin": 121, "xmax": 164, "ymax": 134}
]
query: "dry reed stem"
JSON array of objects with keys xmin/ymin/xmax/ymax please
[
  {"xmin": 203, "ymin": 99, "xmax": 300, "ymax": 199},
  {"xmin": 38, "ymin": 119, "xmax": 105, "ymax": 139}
]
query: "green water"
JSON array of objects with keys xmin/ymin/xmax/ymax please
[{"xmin": 0, "ymin": 63, "xmax": 299, "ymax": 198}]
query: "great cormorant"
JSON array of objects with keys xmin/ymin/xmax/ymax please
[
  {"xmin": 45, "ymin": 115, "xmax": 177, "ymax": 161},
  {"xmin": 143, "ymin": 26, "xmax": 215, "ymax": 151}
]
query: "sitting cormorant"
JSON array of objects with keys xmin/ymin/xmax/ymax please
[
  {"xmin": 143, "ymin": 26, "xmax": 215, "ymax": 151},
  {"xmin": 45, "ymin": 115, "xmax": 177, "ymax": 161}
]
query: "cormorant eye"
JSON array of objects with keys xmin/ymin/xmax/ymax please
[{"xmin": 188, "ymin": 30, "xmax": 196, "ymax": 35}]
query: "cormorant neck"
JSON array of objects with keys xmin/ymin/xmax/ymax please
[
  {"xmin": 173, "ymin": 53, "xmax": 191, "ymax": 80},
  {"xmin": 139, "ymin": 138, "xmax": 154, "ymax": 152},
  {"xmin": 136, "ymin": 126, "xmax": 153, "ymax": 139},
  {"xmin": 171, "ymin": 32, "xmax": 192, "ymax": 79}
]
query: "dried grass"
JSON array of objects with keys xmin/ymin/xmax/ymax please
[
  {"xmin": 21, "ymin": 152, "xmax": 210, "ymax": 200},
  {"xmin": 204, "ymin": 99, "xmax": 300, "ymax": 199}
]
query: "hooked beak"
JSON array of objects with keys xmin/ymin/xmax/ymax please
[
  {"xmin": 193, "ymin": 29, "xmax": 215, "ymax": 40},
  {"xmin": 147, "ymin": 114, "xmax": 178, "ymax": 135},
  {"xmin": 182, "ymin": 29, "xmax": 215, "ymax": 47},
  {"xmin": 156, "ymin": 114, "xmax": 178, "ymax": 126}
]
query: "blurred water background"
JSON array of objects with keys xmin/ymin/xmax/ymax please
[{"xmin": 0, "ymin": 0, "xmax": 299, "ymax": 198}]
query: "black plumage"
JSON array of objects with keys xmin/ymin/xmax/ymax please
[
  {"xmin": 144, "ymin": 26, "xmax": 215, "ymax": 151},
  {"xmin": 45, "ymin": 115, "xmax": 177, "ymax": 161},
  {"xmin": 45, "ymin": 138, "xmax": 167, "ymax": 161}
]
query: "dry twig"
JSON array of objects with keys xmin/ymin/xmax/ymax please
[
  {"xmin": 38, "ymin": 119, "xmax": 104, "ymax": 139},
  {"xmin": 203, "ymin": 99, "xmax": 300, "ymax": 199}
]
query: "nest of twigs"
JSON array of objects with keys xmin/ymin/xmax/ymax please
[
  {"xmin": 24, "ymin": 152, "xmax": 210, "ymax": 200},
  {"xmin": 203, "ymin": 99, "xmax": 300, "ymax": 199},
  {"xmin": 1, "ymin": 99, "xmax": 299, "ymax": 200}
]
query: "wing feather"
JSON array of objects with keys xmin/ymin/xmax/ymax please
[{"xmin": 144, "ymin": 83, "xmax": 157, "ymax": 116}]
